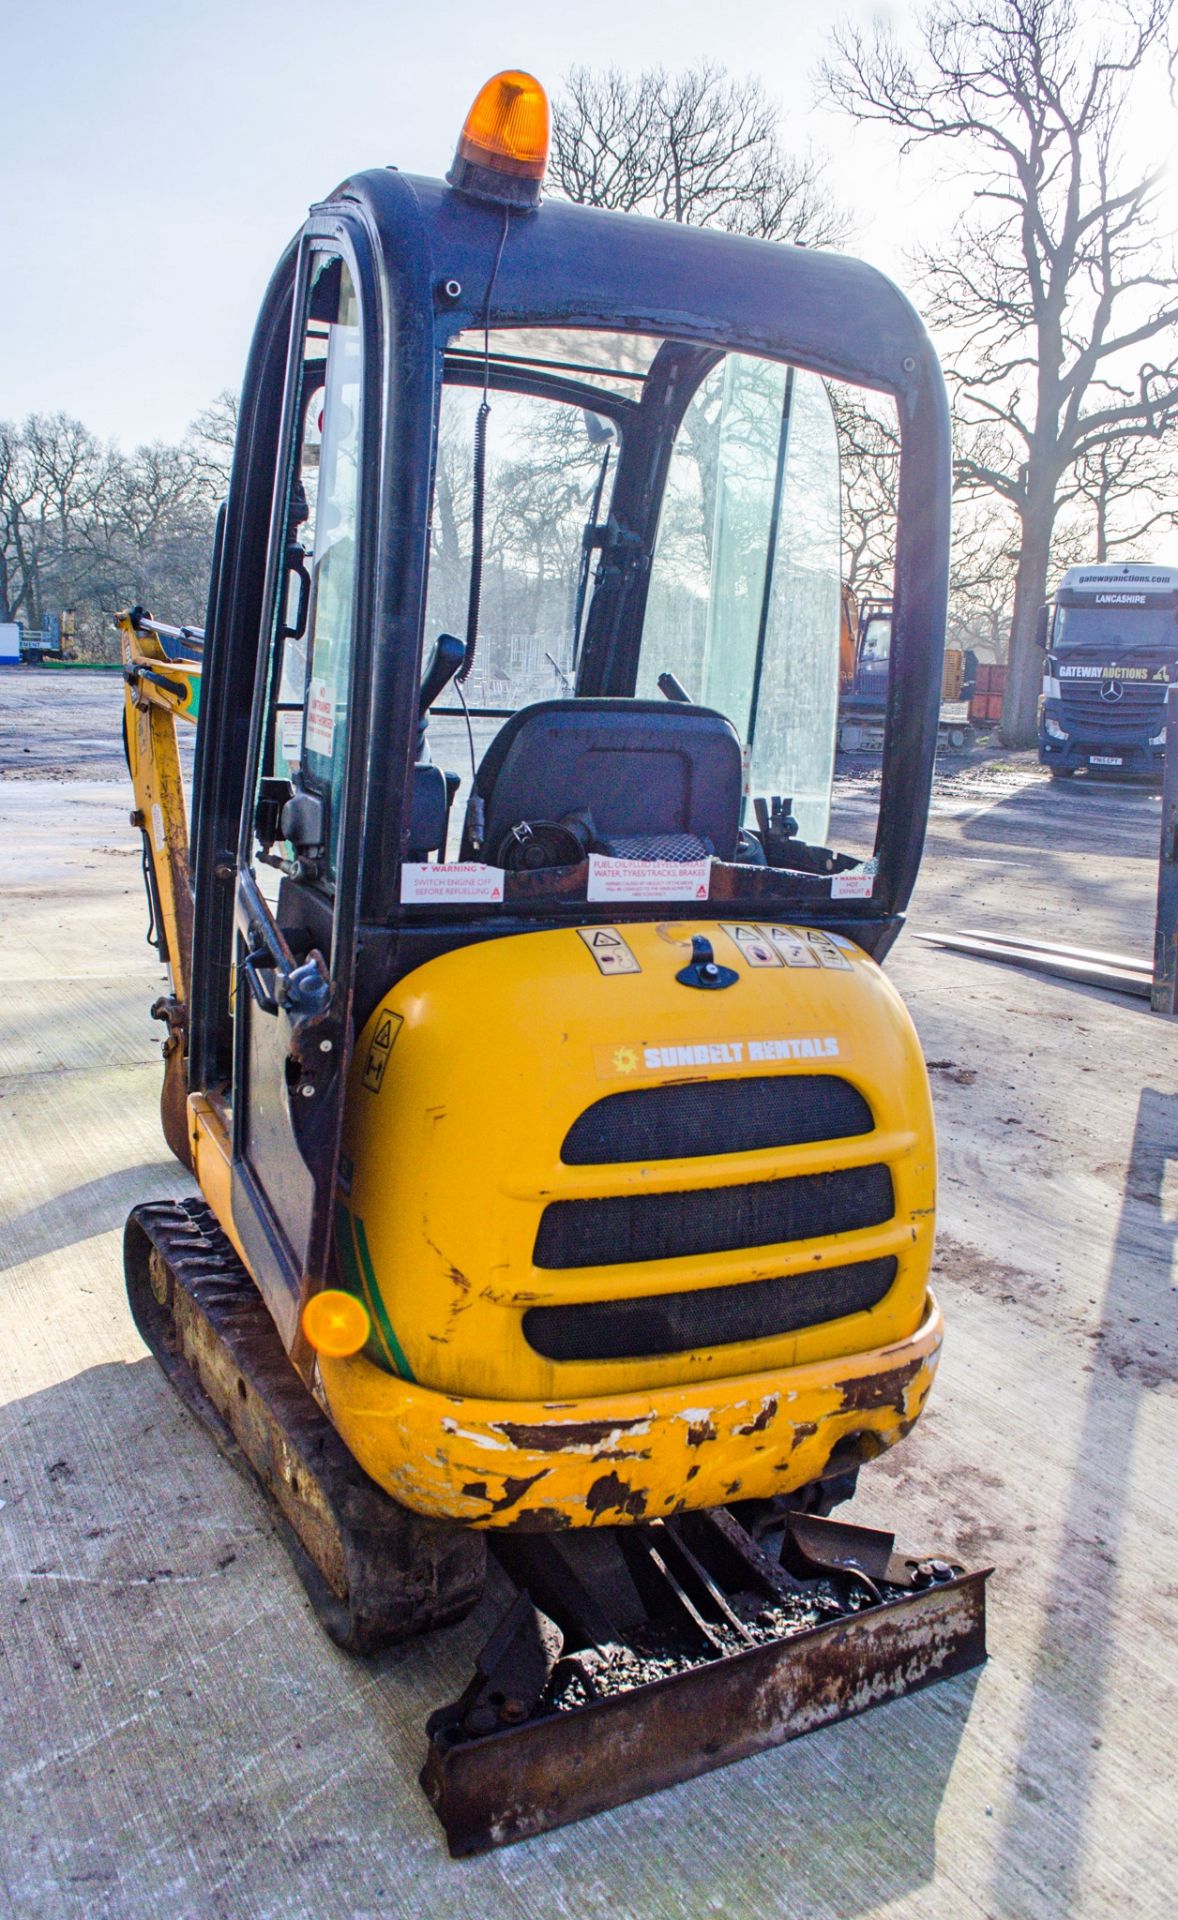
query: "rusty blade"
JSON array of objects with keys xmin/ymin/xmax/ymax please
[{"xmin": 421, "ymin": 1567, "xmax": 989, "ymax": 1856}]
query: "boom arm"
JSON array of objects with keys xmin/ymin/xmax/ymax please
[{"xmin": 119, "ymin": 609, "xmax": 202, "ymax": 1165}]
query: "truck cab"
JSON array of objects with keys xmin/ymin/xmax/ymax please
[{"xmin": 1039, "ymin": 563, "xmax": 1178, "ymax": 780}]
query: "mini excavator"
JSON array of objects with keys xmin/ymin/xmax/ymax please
[{"xmin": 119, "ymin": 71, "xmax": 987, "ymax": 1855}]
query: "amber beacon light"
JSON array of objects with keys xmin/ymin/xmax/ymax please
[{"xmin": 448, "ymin": 70, "xmax": 550, "ymax": 207}]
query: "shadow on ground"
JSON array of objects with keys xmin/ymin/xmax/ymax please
[{"xmin": 0, "ymin": 1349, "xmax": 983, "ymax": 1920}]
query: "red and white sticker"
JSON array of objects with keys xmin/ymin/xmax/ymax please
[
  {"xmin": 400, "ymin": 862, "xmax": 505, "ymax": 903},
  {"xmin": 830, "ymin": 872, "xmax": 874, "ymax": 899},
  {"xmin": 305, "ymin": 678, "xmax": 335, "ymax": 756},
  {"xmin": 587, "ymin": 855, "xmax": 711, "ymax": 903}
]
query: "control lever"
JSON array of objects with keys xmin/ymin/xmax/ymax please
[
  {"xmin": 658, "ymin": 671, "xmax": 692, "ymax": 704},
  {"xmin": 754, "ymin": 795, "xmax": 802, "ymax": 865},
  {"xmin": 419, "ymin": 633, "xmax": 467, "ymax": 722}
]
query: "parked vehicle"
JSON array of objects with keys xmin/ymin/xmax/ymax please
[{"xmin": 1039, "ymin": 563, "xmax": 1178, "ymax": 781}]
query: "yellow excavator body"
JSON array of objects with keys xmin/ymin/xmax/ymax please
[
  {"xmin": 315, "ymin": 920, "xmax": 938, "ymax": 1525},
  {"xmin": 112, "ymin": 66, "xmax": 989, "ymax": 1852}
]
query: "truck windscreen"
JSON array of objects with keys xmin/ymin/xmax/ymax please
[{"xmin": 1054, "ymin": 605, "xmax": 1178, "ymax": 651}]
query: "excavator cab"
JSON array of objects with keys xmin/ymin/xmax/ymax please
[{"xmin": 120, "ymin": 73, "xmax": 984, "ymax": 1854}]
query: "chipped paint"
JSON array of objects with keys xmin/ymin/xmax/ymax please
[
  {"xmin": 493, "ymin": 1416, "xmax": 653, "ymax": 1453},
  {"xmin": 317, "ymin": 1293, "xmax": 946, "ymax": 1527},
  {"xmin": 585, "ymin": 1472, "xmax": 647, "ymax": 1520},
  {"xmin": 733, "ymin": 1396, "xmax": 778, "ymax": 1436},
  {"xmin": 441, "ymin": 1420, "xmax": 511, "ymax": 1451}
]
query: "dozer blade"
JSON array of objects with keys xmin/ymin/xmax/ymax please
[
  {"xmin": 423, "ymin": 1511, "xmax": 989, "ymax": 1856},
  {"xmin": 123, "ymin": 1199, "xmax": 484, "ymax": 1650}
]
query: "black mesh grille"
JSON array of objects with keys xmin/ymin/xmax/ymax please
[
  {"xmin": 533, "ymin": 1163, "xmax": 894, "ymax": 1270},
  {"xmin": 523, "ymin": 1256, "xmax": 898, "ymax": 1361},
  {"xmin": 562, "ymin": 1075, "xmax": 873, "ymax": 1167}
]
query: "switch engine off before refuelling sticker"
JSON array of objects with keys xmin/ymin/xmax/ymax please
[{"xmin": 577, "ymin": 927, "xmax": 641, "ymax": 974}]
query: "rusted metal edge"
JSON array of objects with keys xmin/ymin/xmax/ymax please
[{"xmin": 421, "ymin": 1566, "xmax": 989, "ymax": 1856}]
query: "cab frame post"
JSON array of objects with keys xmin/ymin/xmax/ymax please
[{"xmin": 1152, "ymin": 683, "xmax": 1178, "ymax": 1016}]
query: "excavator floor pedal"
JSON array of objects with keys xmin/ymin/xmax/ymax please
[
  {"xmin": 123, "ymin": 1200, "xmax": 484, "ymax": 1650},
  {"xmin": 423, "ymin": 1507, "xmax": 990, "ymax": 1854}
]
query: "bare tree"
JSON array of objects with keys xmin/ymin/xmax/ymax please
[
  {"xmin": 552, "ymin": 65, "xmax": 850, "ymax": 248},
  {"xmin": 946, "ymin": 504, "xmax": 1020, "ymax": 657},
  {"xmin": 0, "ymin": 414, "xmax": 108, "ymax": 631},
  {"xmin": 0, "ymin": 408, "xmax": 226, "ymax": 654},
  {"xmin": 823, "ymin": 0, "xmax": 1178, "ymax": 745},
  {"xmin": 188, "ymin": 391, "xmax": 239, "ymax": 499},
  {"xmin": 831, "ymin": 390, "xmax": 901, "ymax": 599},
  {"xmin": 1067, "ymin": 436, "xmax": 1178, "ymax": 559}
]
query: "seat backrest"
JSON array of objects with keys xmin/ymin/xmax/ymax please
[{"xmin": 475, "ymin": 699, "xmax": 743, "ymax": 863}]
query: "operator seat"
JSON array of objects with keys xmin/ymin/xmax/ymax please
[{"xmin": 466, "ymin": 698, "xmax": 744, "ymax": 865}]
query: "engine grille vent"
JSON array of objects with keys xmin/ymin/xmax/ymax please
[
  {"xmin": 523, "ymin": 1256, "xmax": 898, "ymax": 1361},
  {"xmin": 561, "ymin": 1074, "xmax": 873, "ymax": 1167},
  {"xmin": 533, "ymin": 1163, "xmax": 894, "ymax": 1270}
]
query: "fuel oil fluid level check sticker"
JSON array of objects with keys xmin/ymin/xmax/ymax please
[{"xmin": 577, "ymin": 927, "xmax": 641, "ymax": 975}]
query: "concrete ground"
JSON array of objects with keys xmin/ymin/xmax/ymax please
[{"xmin": 1, "ymin": 670, "xmax": 1175, "ymax": 1919}]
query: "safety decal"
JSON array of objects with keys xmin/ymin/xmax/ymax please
[
  {"xmin": 830, "ymin": 873, "xmax": 873, "ymax": 900},
  {"xmin": 587, "ymin": 854, "xmax": 711, "ymax": 903},
  {"xmin": 721, "ymin": 924, "xmax": 782, "ymax": 967},
  {"xmin": 305, "ymin": 678, "xmax": 335, "ymax": 756},
  {"xmin": 278, "ymin": 709, "xmax": 303, "ymax": 770},
  {"xmin": 803, "ymin": 930, "xmax": 854, "ymax": 970},
  {"xmin": 577, "ymin": 927, "xmax": 641, "ymax": 975},
  {"xmin": 400, "ymin": 862, "xmax": 505, "ymax": 903},
  {"xmin": 361, "ymin": 1011, "xmax": 403, "ymax": 1093},
  {"xmin": 761, "ymin": 925, "xmax": 820, "ymax": 968}
]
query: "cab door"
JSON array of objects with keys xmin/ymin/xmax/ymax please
[{"xmin": 229, "ymin": 241, "xmax": 373, "ymax": 1348}]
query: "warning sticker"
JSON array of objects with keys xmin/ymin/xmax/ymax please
[
  {"xmin": 305, "ymin": 678, "xmax": 335, "ymax": 757},
  {"xmin": 804, "ymin": 930, "xmax": 853, "ymax": 970},
  {"xmin": 587, "ymin": 855, "xmax": 711, "ymax": 904},
  {"xmin": 278, "ymin": 709, "xmax": 303, "ymax": 771},
  {"xmin": 362, "ymin": 1011, "xmax": 402, "ymax": 1093},
  {"xmin": 830, "ymin": 872, "xmax": 874, "ymax": 900},
  {"xmin": 577, "ymin": 927, "xmax": 641, "ymax": 975},
  {"xmin": 400, "ymin": 862, "xmax": 505, "ymax": 903},
  {"xmin": 721, "ymin": 924, "xmax": 782, "ymax": 968},
  {"xmin": 762, "ymin": 925, "xmax": 820, "ymax": 968}
]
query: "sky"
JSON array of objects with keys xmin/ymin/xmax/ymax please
[
  {"xmin": 3, "ymin": 0, "xmax": 926, "ymax": 445},
  {"xmin": 3, "ymin": 0, "xmax": 1175, "ymax": 452}
]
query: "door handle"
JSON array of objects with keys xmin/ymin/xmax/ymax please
[{"xmin": 241, "ymin": 945, "xmax": 282, "ymax": 1016}]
